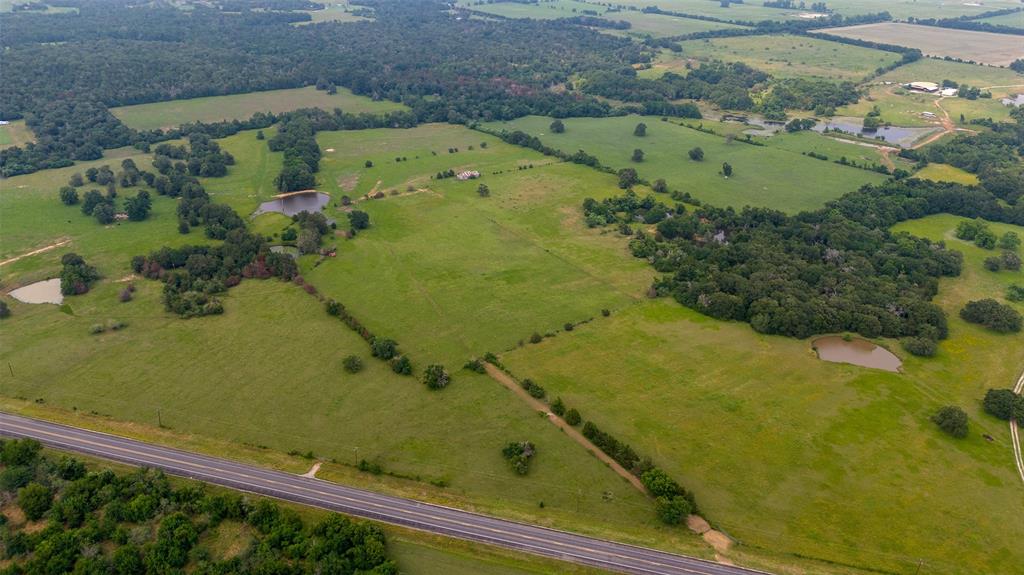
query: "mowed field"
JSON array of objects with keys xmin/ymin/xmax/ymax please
[
  {"xmin": 974, "ymin": 10, "xmax": 1024, "ymax": 27},
  {"xmin": 483, "ymin": 115, "xmax": 887, "ymax": 213},
  {"xmin": 823, "ymin": 0, "xmax": 1021, "ymax": 19},
  {"xmin": 818, "ymin": 23, "xmax": 1024, "ymax": 66},
  {"xmin": 110, "ymin": 86, "xmax": 407, "ymax": 131},
  {"xmin": 837, "ymin": 58, "xmax": 1024, "ymax": 126},
  {"xmin": 677, "ymin": 35, "xmax": 900, "ymax": 81},
  {"xmin": 914, "ymin": 163, "xmax": 980, "ymax": 185},
  {"xmin": 295, "ymin": 0, "xmax": 372, "ymax": 24},
  {"xmin": 500, "ymin": 214, "xmax": 1024, "ymax": 574}
]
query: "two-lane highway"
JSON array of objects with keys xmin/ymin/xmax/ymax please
[{"xmin": 0, "ymin": 412, "xmax": 770, "ymax": 575}]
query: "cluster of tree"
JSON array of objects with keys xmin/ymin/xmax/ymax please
[
  {"xmin": 0, "ymin": 438, "xmax": 398, "ymax": 574},
  {"xmin": 957, "ymin": 221, "xmax": 1021, "ymax": 252},
  {"xmin": 761, "ymin": 77, "xmax": 858, "ymax": 118},
  {"xmin": 422, "ymin": 364, "xmax": 450, "ymax": 390},
  {"xmin": 641, "ymin": 468, "xmax": 698, "ymax": 525},
  {"xmin": 501, "ymin": 441, "xmax": 536, "ymax": 475},
  {"xmin": 291, "ymin": 211, "xmax": 331, "ymax": 254},
  {"xmin": 931, "ymin": 405, "xmax": 969, "ymax": 438},
  {"xmin": 583, "ymin": 63, "xmax": 766, "ymax": 112},
  {"xmin": 154, "ymin": 133, "xmax": 235, "ymax": 178},
  {"xmin": 587, "ymin": 180, "xmax": 977, "ymax": 344},
  {"xmin": 583, "ymin": 191, "xmax": 682, "ymax": 228},
  {"xmin": 785, "ymin": 118, "xmax": 817, "ymax": 132},
  {"xmin": 59, "ymin": 253, "xmax": 100, "ymax": 296},
  {"xmin": 983, "ymin": 388, "xmax": 1024, "ymax": 421},
  {"xmin": 638, "ymin": 4, "xmax": 890, "ymax": 32},
  {"xmin": 1007, "ymin": 284, "xmax": 1024, "ymax": 302},
  {"xmin": 133, "ymin": 227, "xmax": 297, "ymax": 317},
  {"xmin": 519, "ymin": 378, "xmax": 546, "ymax": 399},
  {"xmin": 983, "ymin": 251, "xmax": 1021, "ymax": 273},
  {"xmin": 326, "ymin": 299, "xmax": 412, "ymax": 375},
  {"xmin": 959, "ymin": 299, "xmax": 1022, "ymax": 333},
  {"xmin": 2, "ymin": 0, "xmax": 655, "ymax": 173}
]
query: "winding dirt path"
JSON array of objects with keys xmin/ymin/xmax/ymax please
[
  {"xmin": 483, "ymin": 363, "xmax": 648, "ymax": 493},
  {"xmin": 911, "ymin": 97, "xmax": 954, "ymax": 150},
  {"xmin": 1011, "ymin": 370, "xmax": 1024, "ymax": 486},
  {"xmin": 0, "ymin": 238, "xmax": 71, "ymax": 267}
]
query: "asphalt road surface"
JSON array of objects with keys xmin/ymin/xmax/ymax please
[{"xmin": 0, "ymin": 412, "xmax": 772, "ymax": 575}]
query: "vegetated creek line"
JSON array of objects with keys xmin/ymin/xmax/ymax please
[{"xmin": 1013, "ymin": 369, "xmax": 1024, "ymax": 486}]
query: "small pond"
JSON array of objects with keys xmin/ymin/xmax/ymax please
[
  {"xmin": 253, "ymin": 191, "xmax": 330, "ymax": 217},
  {"xmin": 269, "ymin": 245, "xmax": 300, "ymax": 259},
  {"xmin": 8, "ymin": 278, "xmax": 63, "ymax": 304},
  {"xmin": 813, "ymin": 336, "xmax": 901, "ymax": 372},
  {"xmin": 811, "ymin": 117, "xmax": 939, "ymax": 148},
  {"xmin": 1001, "ymin": 94, "xmax": 1024, "ymax": 107}
]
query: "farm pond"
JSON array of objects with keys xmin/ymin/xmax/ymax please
[
  {"xmin": 811, "ymin": 118, "xmax": 939, "ymax": 148},
  {"xmin": 253, "ymin": 191, "xmax": 330, "ymax": 217},
  {"xmin": 8, "ymin": 278, "xmax": 63, "ymax": 304},
  {"xmin": 813, "ymin": 336, "xmax": 902, "ymax": 372}
]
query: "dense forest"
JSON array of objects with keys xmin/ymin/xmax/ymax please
[{"xmin": 0, "ymin": 438, "xmax": 398, "ymax": 574}]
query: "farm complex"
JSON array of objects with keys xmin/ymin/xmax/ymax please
[{"xmin": 1, "ymin": 1, "xmax": 1023, "ymax": 574}]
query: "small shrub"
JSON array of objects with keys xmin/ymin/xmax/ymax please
[
  {"xmin": 370, "ymin": 337, "xmax": 398, "ymax": 360},
  {"xmin": 901, "ymin": 337, "xmax": 937, "ymax": 357},
  {"xmin": 564, "ymin": 408, "xmax": 581, "ymax": 426},
  {"xmin": 89, "ymin": 324, "xmax": 106, "ymax": 335},
  {"xmin": 931, "ymin": 405, "xmax": 968, "ymax": 438},
  {"xmin": 550, "ymin": 397, "xmax": 566, "ymax": 417},
  {"xmin": 423, "ymin": 364, "xmax": 450, "ymax": 390},
  {"xmin": 390, "ymin": 355, "xmax": 412, "ymax": 375},
  {"xmin": 0, "ymin": 301, "xmax": 10, "ymax": 319},
  {"xmin": 343, "ymin": 355, "xmax": 363, "ymax": 374},
  {"xmin": 501, "ymin": 441, "xmax": 535, "ymax": 475},
  {"xmin": 119, "ymin": 288, "xmax": 133, "ymax": 302},
  {"xmin": 107, "ymin": 319, "xmax": 126, "ymax": 331},
  {"xmin": 463, "ymin": 358, "xmax": 486, "ymax": 373},
  {"xmin": 601, "ymin": 308, "xmax": 610, "ymax": 317},
  {"xmin": 529, "ymin": 332, "xmax": 543, "ymax": 344},
  {"xmin": 1007, "ymin": 285, "xmax": 1024, "ymax": 302},
  {"xmin": 563, "ymin": 322, "xmax": 574, "ymax": 332}
]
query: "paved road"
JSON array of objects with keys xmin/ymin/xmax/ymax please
[{"xmin": 0, "ymin": 412, "xmax": 771, "ymax": 575}]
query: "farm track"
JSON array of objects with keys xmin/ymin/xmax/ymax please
[
  {"xmin": 0, "ymin": 238, "xmax": 71, "ymax": 268},
  {"xmin": 1012, "ymin": 370, "xmax": 1024, "ymax": 486}
]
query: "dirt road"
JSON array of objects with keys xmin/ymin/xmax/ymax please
[
  {"xmin": 483, "ymin": 363, "xmax": 648, "ymax": 493},
  {"xmin": 0, "ymin": 238, "xmax": 71, "ymax": 267},
  {"xmin": 1012, "ymin": 370, "xmax": 1024, "ymax": 486}
]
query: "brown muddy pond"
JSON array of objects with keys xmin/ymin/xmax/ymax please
[
  {"xmin": 813, "ymin": 336, "xmax": 901, "ymax": 372},
  {"xmin": 8, "ymin": 278, "xmax": 63, "ymax": 304}
]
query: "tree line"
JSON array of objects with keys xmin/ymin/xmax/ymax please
[{"xmin": 0, "ymin": 438, "xmax": 398, "ymax": 574}]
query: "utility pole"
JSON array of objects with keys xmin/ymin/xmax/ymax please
[{"xmin": 157, "ymin": 409, "xmax": 162, "ymax": 428}]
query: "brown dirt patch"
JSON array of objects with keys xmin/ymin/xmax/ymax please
[
  {"xmin": 0, "ymin": 238, "xmax": 71, "ymax": 267},
  {"xmin": 703, "ymin": 530, "xmax": 733, "ymax": 553},
  {"xmin": 337, "ymin": 173, "xmax": 359, "ymax": 192}
]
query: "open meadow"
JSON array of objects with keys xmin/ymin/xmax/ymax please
[
  {"xmin": 296, "ymin": 0, "xmax": 372, "ymax": 24},
  {"xmin": 499, "ymin": 213, "xmax": 1024, "ymax": 575},
  {"xmin": 913, "ymin": 163, "xmax": 980, "ymax": 185},
  {"xmin": 459, "ymin": 0, "xmax": 605, "ymax": 19},
  {"xmin": 974, "ymin": 10, "xmax": 1024, "ymax": 28},
  {"xmin": 594, "ymin": 0, "xmax": 815, "ymax": 22},
  {"xmin": 817, "ymin": 23, "xmax": 1024, "ymax": 66},
  {"xmin": 677, "ymin": 35, "xmax": 901, "ymax": 81},
  {"xmin": 0, "ymin": 120, "xmax": 33, "ymax": 150},
  {"xmin": 603, "ymin": 10, "xmax": 747, "ymax": 38},
  {"xmin": 483, "ymin": 115, "xmax": 887, "ymax": 213},
  {"xmin": 110, "ymin": 86, "xmax": 407, "ymax": 131},
  {"xmin": 824, "ymin": 0, "xmax": 1022, "ymax": 19}
]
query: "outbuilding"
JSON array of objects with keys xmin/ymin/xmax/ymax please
[{"xmin": 908, "ymin": 81, "xmax": 939, "ymax": 93}]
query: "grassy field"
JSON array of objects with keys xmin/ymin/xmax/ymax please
[
  {"xmin": 817, "ymin": 22, "xmax": 1024, "ymax": 66},
  {"xmin": 0, "ymin": 120, "xmax": 34, "ymax": 149},
  {"xmin": 600, "ymin": 0, "xmax": 814, "ymax": 23},
  {"xmin": 605, "ymin": 11, "xmax": 747, "ymax": 38},
  {"xmin": 974, "ymin": 10, "xmax": 1024, "ymax": 27},
  {"xmin": 296, "ymin": 0, "xmax": 372, "ymax": 24},
  {"xmin": 110, "ymin": 86, "xmax": 406, "ymax": 131},
  {"xmin": 483, "ymin": 115, "xmax": 887, "ymax": 213},
  {"xmin": 760, "ymin": 129, "xmax": 905, "ymax": 169},
  {"xmin": 914, "ymin": 163, "xmax": 980, "ymax": 185},
  {"xmin": 677, "ymin": 35, "xmax": 901, "ymax": 81},
  {"xmin": 825, "ymin": 0, "xmax": 1021, "ymax": 19},
  {"xmin": 499, "ymin": 213, "xmax": 1024, "ymax": 574},
  {"xmin": 459, "ymin": 0, "xmax": 605, "ymax": 19}
]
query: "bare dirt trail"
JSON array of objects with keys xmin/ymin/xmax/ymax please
[
  {"xmin": 483, "ymin": 363, "xmax": 649, "ymax": 493},
  {"xmin": 911, "ymin": 97, "xmax": 955, "ymax": 150},
  {"xmin": 0, "ymin": 238, "xmax": 71, "ymax": 267},
  {"xmin": 1012, "ymin": 370, "xmax": 1024, "ymax": 486}
]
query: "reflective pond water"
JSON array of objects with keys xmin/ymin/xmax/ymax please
[
  {"xmin": 254, "ymin": 192, "xmax": 330, "ymax": 217},
  {"xmin": 8, "ymin": 278, "xmax": 63, "ymax": 304},
  {"xmin": 813, "ymin": 336, "xmax": 902, "ymax": 372},
  {"xmin": 269, "ymin": 245, "xmax": 300, "ymax": 259},
  {"xmin": 1001, "ymin": 94, "xmax": 1024, "ymax": 107},
  {"xmin": 811, "ymin": 117, "xmax": 940, "ymax": 148}
]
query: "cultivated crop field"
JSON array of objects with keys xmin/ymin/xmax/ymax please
[
  {"xmin": 484, "ymin": 115, "xmax": 887, "ymax": 213},
  {"xmin": 824, "ymin": 0, "xmax": 1022, "ymax": 19},
  {"xmin": 499, "ymin": 214, "xmax": 1024, "ymax": 575},
  {"xmin": 110, "ymin": 86, "xmax": 407, "ymax": 131},
  {"xmin": 677, "ymin": 35, "xmax": 901, "ymax": 81},
  {"xmin": 818, "ymin": 23, "xmax": 1024, "ymax": 66}
]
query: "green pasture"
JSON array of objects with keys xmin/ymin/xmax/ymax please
[
  {"xmin": 973, "ymin": 10, "xmax": 1024, "ymax": 27},
  {"xmin": 602, "ymin": 0, "xmax": 810, "ymax": 23},
  {"xmin": 606, "ymin": 11, "xmax": 746, "ymax": 38},
  {"xmin": 500, "ymin": 215, "xmax": 1024, "ymax": 575},
  {"xmin": 825, "ymin": 0, "xmax": 1021, "ymax": 19},
  {"xmin": 110, "ymin": 86, "xmax": 406, "ymax": 131},
  {"xmin": 678, "ymin": 35, "xmax": 900, "ymax": 81},
  {"xmin": 914, "ymin": 163, "xmax": 980, "ymax": 185},
  {"xmin": 483, "ymin": 115, "xmax": 887, "ymax": 213},
  {"xmin": 459, "ymin": 0, "xmax": 604, "ymax": 19},
  {"xmin": 296, "ymin": 0, "xmax": 372, "ymax": 24}
]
